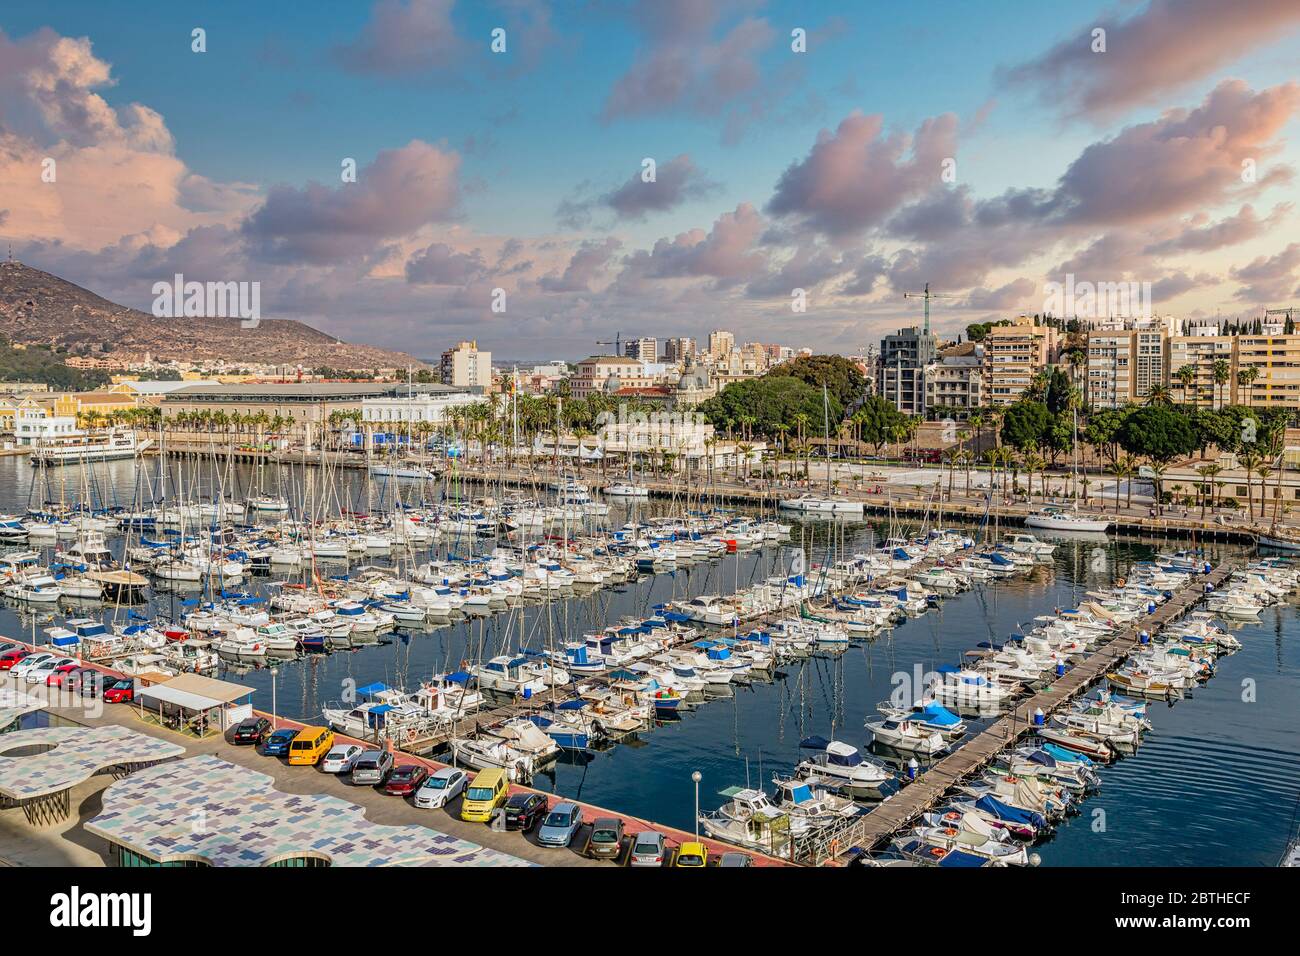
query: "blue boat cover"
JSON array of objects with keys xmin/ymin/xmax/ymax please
[
  {"xmin": 443, "ymin": 671, "xmax": 471, "ymax": 683},
  {"xmin": 799, "ymin": 735, "xmax": 831, "ymax": 750},
  {"xmin": 356, "ymin": 681, "xmax": 389, "ymax": 696},
  {"xmin": 974, "ymin": 794, "xmax": 1044, "ymax": 829},
  {"xmin": 919, "ymin": 702, "xmax": 962, "ymax": 727}
]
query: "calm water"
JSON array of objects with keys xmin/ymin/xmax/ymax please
[{"xmin": 4, "ymin": 454, "xmax": 1298, "ymax": 865}]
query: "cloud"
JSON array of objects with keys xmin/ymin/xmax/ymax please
[
  {"xmin": 1230, "ymin": 243, "xmax": 1300, "ymax": 302},
  {"xmin": 616, "ymin": 202, "xmax": 767, "ymax": 289},
  {"xmin": 766, "ymin": 110, "xmax": 959, "ymax": 240},
  {"xmin": 333, "ymin": 0, "xmax": 464, "ymax": 78},
  {"xmin": 539, "ymin": 237, "xmax": 621, "ymax": 292},
  {"xmin": 600, "ymin": 1, "xmax": 777, "ymax": 131},
  {"xmin": 404, "ymin": 242, "xmax": 487, "ymax": 284},
  {"xmin": 241, "ymin": 140, "xmax": 462, "ymax": 264},
  {"xmin": 558, "ymin": 154, "xmax": 720, "ymax": 228},
  {"xmin": 1143, "ymin": 203, "xmax": 1293, "ymax": 255},
  {"xmin": 1001, "ymin": 0, "xmax": 1300, "ymax": 120},
  {"xmin": 1151, "ymin": 271, "xmax": 1221, "ymax": 301}
]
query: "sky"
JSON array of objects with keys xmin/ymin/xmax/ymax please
[{"xmin": 1, "ymin": 0, "xmax": 1299, "ymax": 361}]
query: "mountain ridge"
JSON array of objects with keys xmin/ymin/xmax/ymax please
[{"xmin": 0, "ymin": 259, "xmax": 424, "ymax": 369}]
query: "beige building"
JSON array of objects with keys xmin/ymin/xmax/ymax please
[
  {"xmin": 1085, "ymin": 318, "xmax": 1171, "ymax": 409},
  {"xmin": 623, "ymin": 337, "xmax": 657, "ymax": 362},
  {"xmin": 706, "ymin": 330, "xmax": 735, "ymax": 359},
  {"xmin": 1235, "ymin": 332, "xmax": 1300, "ymax": 408},
  {"xmin": 923, "ymin": 356, "xmax": 984, "ymax": 419},
  {"xmin": 440, "ymin": 340, "xmax": 491, "ymax": 389},
  {"xmin": 1169, "ymin": 325, "xmax": 1235, "ymax": 407},
  {"xmin": 984, "ymin": 314, "xmax": 1057, "ymax": 406},
  {"xmin": 569, "ymin": 355, "xmax": 652, "ymax": 398},
  {"xmin": 663, "ymin": 337, "xmax": 696, "ymax": 363}
]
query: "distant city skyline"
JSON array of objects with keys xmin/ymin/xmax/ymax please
[{"xmin": 2, "ymin": 1, "xmax": 1299, "ymax": 360}]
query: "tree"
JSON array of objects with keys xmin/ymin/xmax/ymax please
[
  {"xmin": 853, "ymin": 396, "xmax": 911, "ymax": 453},
  {"xmin": 1174, "ymin": 364, "xmax": 1196, "ymax": 402},
  {"xmin": 1117, "ymin": 404, "xmax": 1197, "ymax": 465},
  {"xmin": 1108, "ymin": 457, "xmax": 1133, "ymax": 513},
  {"xmin": 1212, "ymin": 358, "xmax": 1231, "ymax": 410},
  {"xmin": 1195, "ymin": 464, "xmax": 1221, "ymax": 517},
  {"xmin": 764, "ymin": 354, "xmax": 865, "ymax": 418},
  {"xmin": 1044, "ymin": 368, "xmax": 1073, "ymax": 415},
  {"xmin": 1083, "ymin": 406, "xmax": 1129, "ymax": 464},
  {"xmin": 1000, "ymin": 400, "xmax": 1052, "ymax": 451}
]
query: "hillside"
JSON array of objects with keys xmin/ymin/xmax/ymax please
[{"xmin": 0, "ymin": 259, "xmax": 423, "ymax": 369}]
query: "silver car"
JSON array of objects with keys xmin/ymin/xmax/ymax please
[
  {"xmin": 414, "ymin": 767, "xmax": 469, "ymax": 809},
  {"xmin": 350, "ymin": 749, "xmax": 394, "ymax": 786},
  {"xmin": 629, "ymin": 831, "xmax": 668, "ymax": 867}
]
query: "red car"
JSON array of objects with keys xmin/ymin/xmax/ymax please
[
  {"xmin": 0, "ymin": 649, "xmax": 31, "ymax": 670},
  {"xmin": 383, "ymin": 764, "xmax": 430, "ymax": 797},
  {"xmin": 102, "ymin": 678, "xmax": 136, "ymax": 703},
  {"xmin": 46, "ymin": 663, "xmax": 85, "ymax": 687}
]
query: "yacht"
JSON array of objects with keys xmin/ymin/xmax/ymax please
[{"xmin": 1024, "ymin": 507, "xmax": 1110, "ymax": 533}]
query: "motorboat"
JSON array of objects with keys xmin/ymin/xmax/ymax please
[{"xmin": 865, "ymin": 715, "xmax": 947, "ymax": 754}]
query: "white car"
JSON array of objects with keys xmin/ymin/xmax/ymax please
[
  {"xmin": 320, "ymin": 744, "xmax": 364, "ymax": 774},
  {"xmin": 10, "ymin": 652, "xmax": 55, "ymax": 679},
  {"xmin": 413, "ymin": 767, "xmax": 468, "ymax": 809},
  {"xmin": 25, "ymin": 656, "xmax": 77, "ymax": 684}
]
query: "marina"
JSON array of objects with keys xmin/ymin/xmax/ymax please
[{"xmin": 1, "ymin": 452, "xmax": 1297, "ymax": 868}]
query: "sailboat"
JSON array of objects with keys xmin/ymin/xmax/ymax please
[
  {"xmin": 779, "ymin": 383, "xmax": 864, "ymax": 517},
  {"xmin": 1024, "ymin": 405, "xmax": 1110, "ymax": 532}
]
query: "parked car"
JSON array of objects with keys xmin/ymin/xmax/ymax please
[
  {"xmin": 231, "ymin": 717, "xmax": 272, "ymax": 745},
  {"xmin": 25, "ymin": 656, "xmax": 76, "ymax": 684},
  {"xmin": 10, "ymin": 652, "xmax": 55, "ymax": 679},
  {"xmin": 383, "ymin": 764, "xmax": 429, "ymax": 796},
  {"xmin": 536, "ymin": 801, "xmax": 583, "ymax": 848},
  {"xmin": 0, "ymin": 648, "xmax": 31, "ymax": 670},
  {"xmin": 350, "ymin": 749, "xmax": 395, "ymax": 786},
  {"xmin": 45, "ymin": 662, "xmax": 84, "ymax": 687},
  {"xmin": 0, "ymin": 641, "xmax": 23, "ymax": 656},
  {"xmin": 262, "ymin": 728, "xmax": 299, "ymax": 757},
  {"xmin": 502, "ymin": 792, "xmax": 548, "ymax": 832},
  {"xmin": 102, "ymin": 678, "xmax": 136, "ymax": 703},
  {"xmin": 414, "ymin": 767, "xmax": 469, "ymax": 809},
  {"xmin": 718, "ymin": 852, "xmax": 754, "ymax": 867},
  {"xmin": 460, "ymin": 769, "xmax": 509, "ymax": 822},
  {"xmin": 320, "ymin": 743, "xmax": 364, "ymax": 773},
  {"xmin": 674, "ymin": 842, "xmax": 709, "ymax": 867},
  {"xmin": 583, "ymin": 817, "xmax": 626, "ymax": 860},
  {"xmin": 629, "ymin": 831, "xmax": 668, "ymax": 867}
]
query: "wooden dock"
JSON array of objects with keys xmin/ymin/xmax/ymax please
[{"xmin": 803, "ymin": 563, "xmax": 1235, "ymax": 864}]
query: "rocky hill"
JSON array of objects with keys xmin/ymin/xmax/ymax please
[{"xmin": 0, "ymin": 259, "xmax": 422, "ymax": 369}]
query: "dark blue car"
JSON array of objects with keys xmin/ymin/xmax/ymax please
[{"xmin": 262, "ymin": 728, "xmax": 299, "ymax": 756}]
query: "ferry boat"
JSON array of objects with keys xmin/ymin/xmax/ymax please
[{"xmin": 30, "ymin": 428, "xmax": 145, "ymax": 465}]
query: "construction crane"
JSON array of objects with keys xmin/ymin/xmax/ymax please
[
  {"xmin": 902, "ymin": 283, "xmax": 958, "ymax": 335},
  {"xmin": 595, "ymin": 332, "xmax": 625, "ymax": 356}
]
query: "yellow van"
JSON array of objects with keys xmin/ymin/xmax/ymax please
[
  {"xmin": 460, "ymin": 768, "xmax": 509, "ymax": 822},
  {"xmin": 287, "ymin": 726, "xmax": 334, "ymax": 766}
]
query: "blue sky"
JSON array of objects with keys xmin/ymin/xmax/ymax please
[{"xmin": 2, "ymin": 1, "xmax": 1299, "ymax": 360}]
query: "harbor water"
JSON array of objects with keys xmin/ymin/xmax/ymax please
[{"xmin": 3, "ymin": 454, "xmax": 1298, "ymax": 865}]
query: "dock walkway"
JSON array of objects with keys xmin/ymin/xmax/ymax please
[{"xmin": 802, "ymin": 563, "xmax": 1235, "ymax": 864}]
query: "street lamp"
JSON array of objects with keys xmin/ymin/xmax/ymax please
[{"xmin": 691, "ymin": 770, "xmax": 702, "ymax": 839}]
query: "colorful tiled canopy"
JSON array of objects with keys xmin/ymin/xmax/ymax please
[
  {"xmin": 0, "ymin": 724, "xmax": 186, "ymax": 799},
  {"xmin": 87, "ymin": 755, "xmax": 531, "ymax": 867}
]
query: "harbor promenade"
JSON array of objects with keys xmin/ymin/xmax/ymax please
[{"xmin": 802, "ymin": 563, "xmax": 1236, "ymax": 864}]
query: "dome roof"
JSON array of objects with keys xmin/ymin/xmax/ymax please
[
  {"xmin": 677, "ymin": 367, "xmax": 710, "ymax": 390},
  {"xmin": 603, "ymin": 372, "xmax": 622, "ymax": 393}
]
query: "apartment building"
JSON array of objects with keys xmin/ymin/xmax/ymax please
[
  {"xmin": 439, "ymin": 340, "xmax": 492, "ymax": 389},
  {"xmin": 879, "ymin": 327, "xmax": 937, "ymax": 417},
  {"xmin": 623, "ymin": 337, "xmax": 658, "ymax": 362},
  {"xmin": 1235, "ymin": 331, "xmax": 1300, "ymax": 407},
  {"xmin": 706, "ymin": 330, "xmax": 735, "ymax": 359},
  {"xmin": 1168, "ymin": 323, "xmax": 1235, "ymax": 407},
  {"xmin": 662, "ymin": 337, "xmax": 695, "ymax": 363},
  {"xmin": 923, "ymin": 355, "xmax": 984, "ymax": 419},
  {"xmin": 984, "ymin": 314, "xmax": 1057, "ymax": 406},
  {"xmin": 1085, "ymin": 317, "xmax": 1172, "ymax": 409}
]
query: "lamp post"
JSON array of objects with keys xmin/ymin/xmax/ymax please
[{"xmin": 691, "ymin": 770, "xmax": 702, "ymax": 839}]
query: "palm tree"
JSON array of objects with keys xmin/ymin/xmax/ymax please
[
  {"xmin": 1147, "ymin": 461, "xmax": 1167, "ymax": 514},
  {"xmin": 1195, "ymin": 464, "xmax": 1221, "ymax": 517},
  {"xmin": 1237, "ymin": 366, "xmax": 1259, "ymax": 408},
  {"xmin": 1119, "ymin": 454, "xmax": 1139, "ymax": 508},
  {"xmin": 1144, "ymin": 383, "xmax": 1171, "ymax": 405},
  {"xmin": 1022, "ymin": 448, "xmax": 1046, "ymax": 504},
  {"xmin": 1174, "ymin": 364, "xmax": 1196, "ymax": 404},
  {"xmin": 1239, "ymin": 449, "xmax": 1262, "ymax": 519},
  {"xmin": 1212, "ymin": 359, "xmax": 1231, "ymax": 410},
  {"xmin": 1108, "ymin": 458, "xmax": 1133, "ymax": 513}
]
